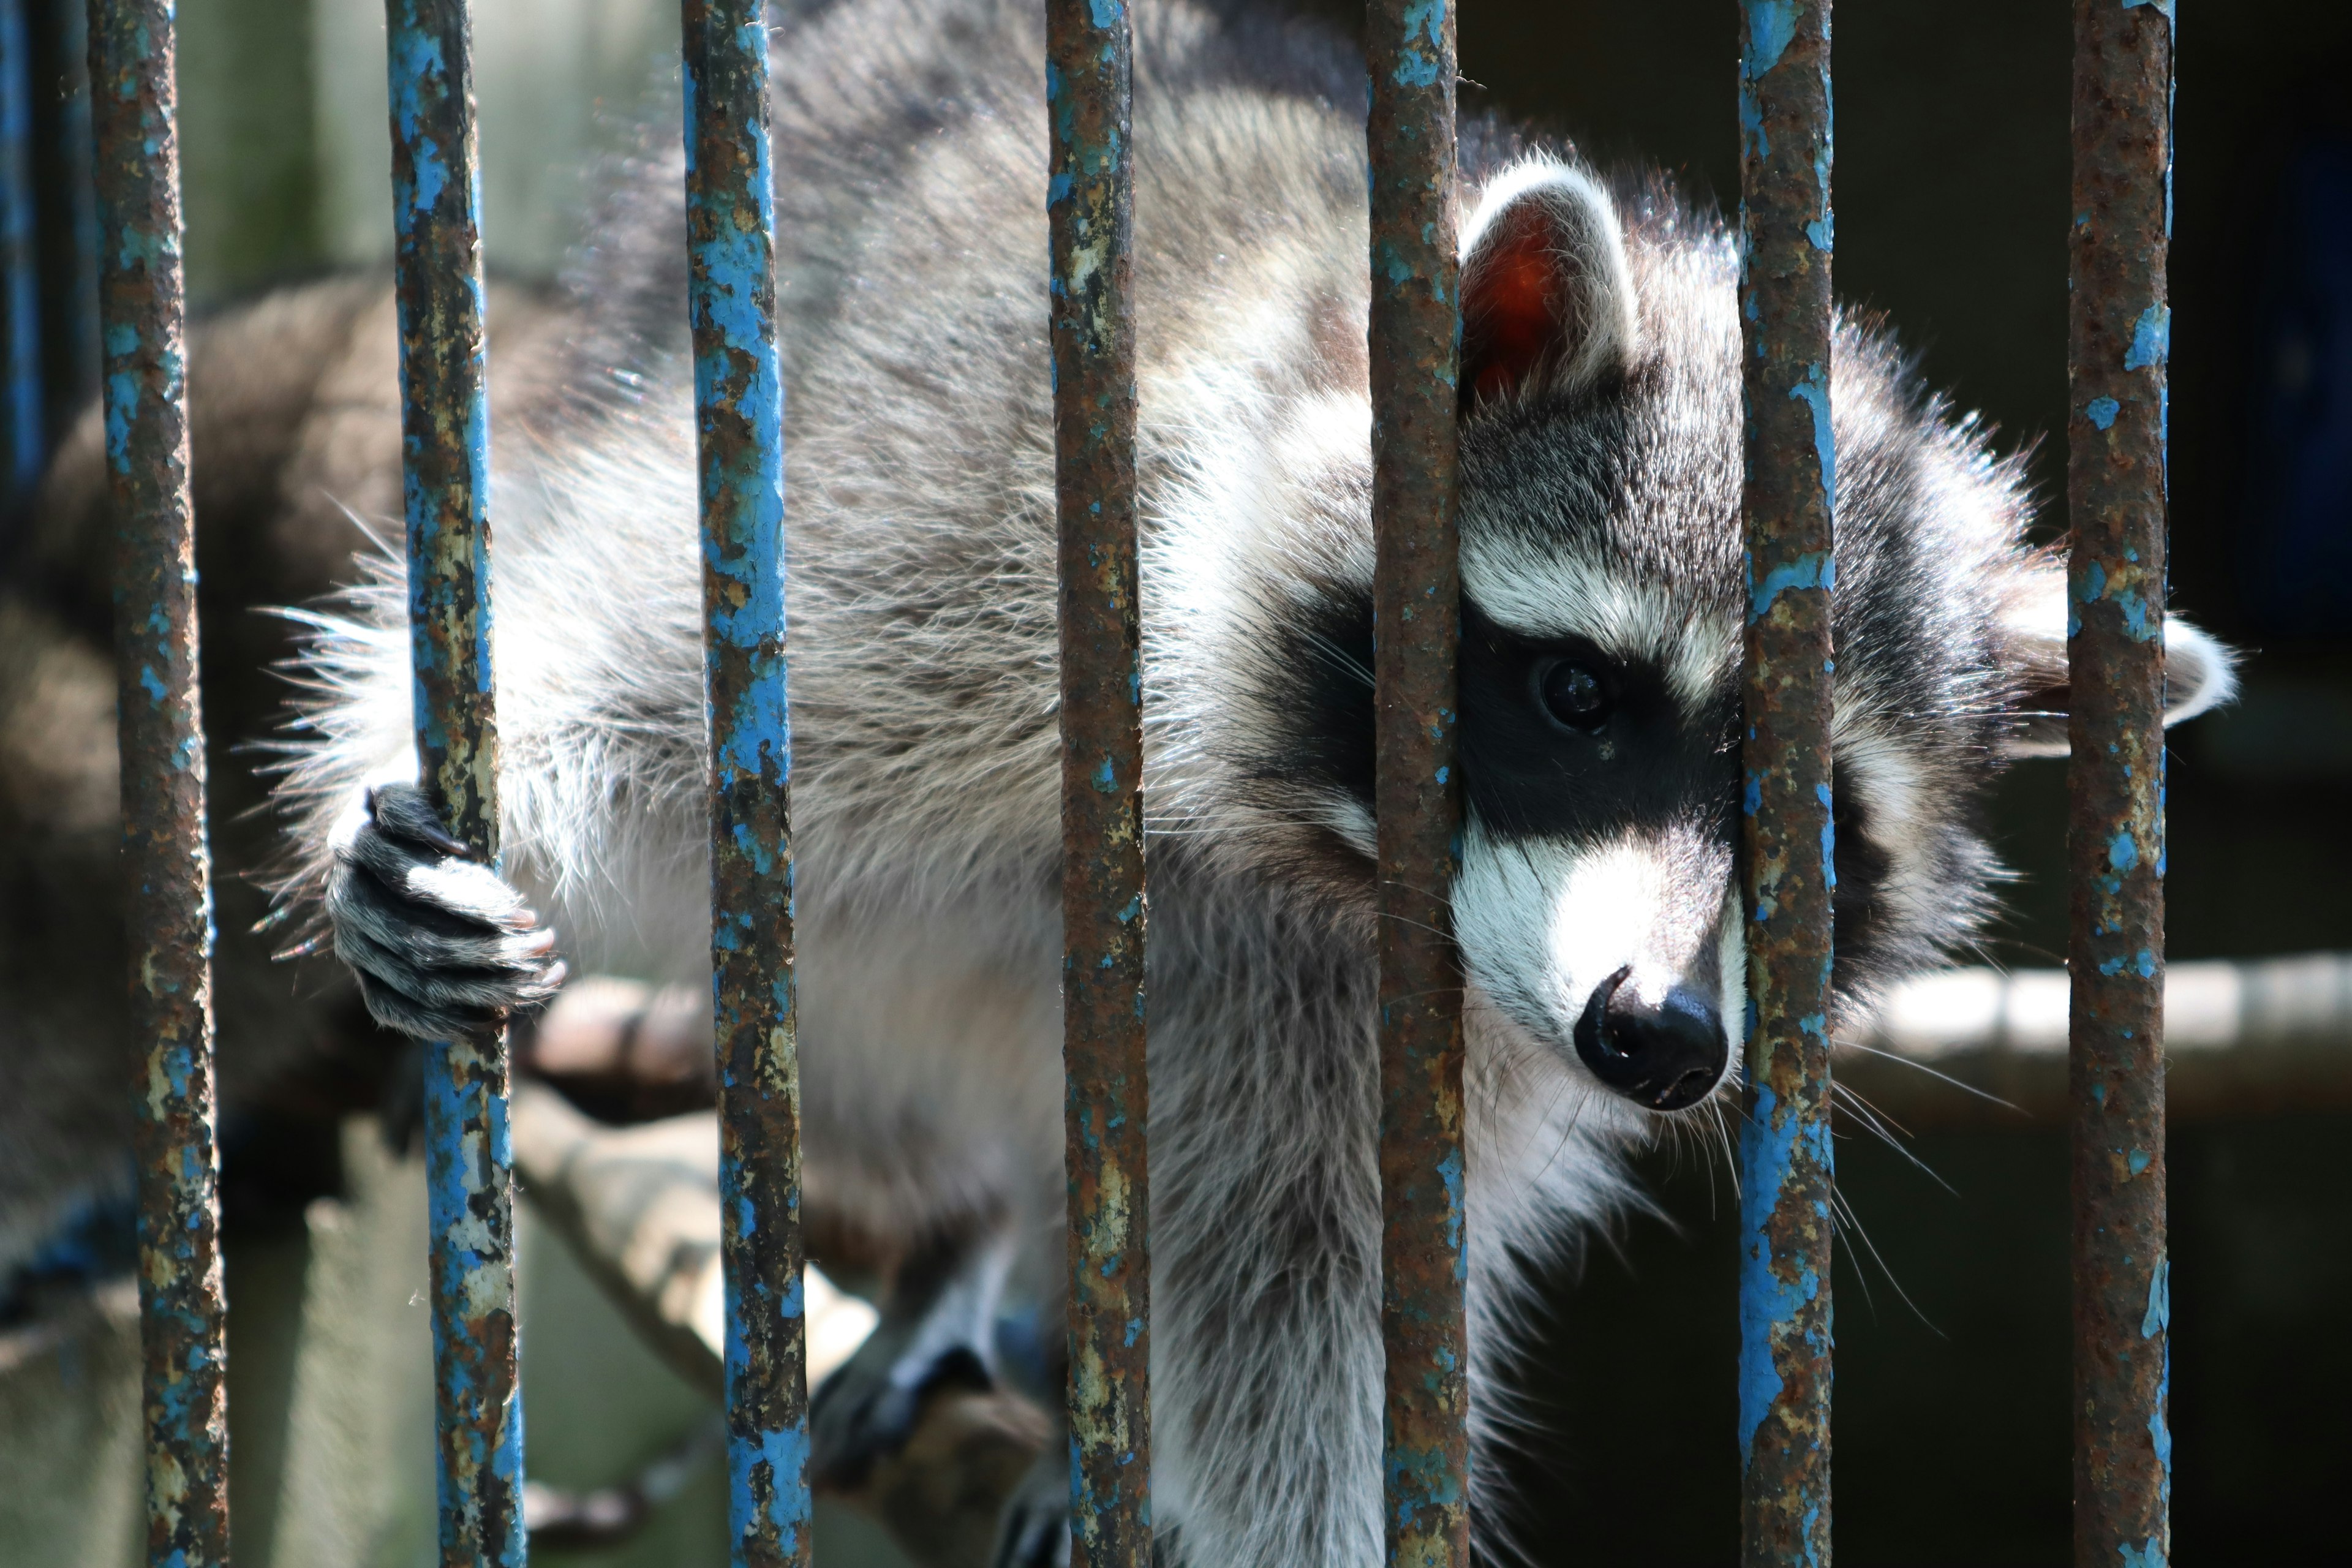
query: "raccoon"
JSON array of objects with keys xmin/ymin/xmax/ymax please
[{"xmin": 266, "ymin": 0, "xmax": 2234, "ymax": 1561}]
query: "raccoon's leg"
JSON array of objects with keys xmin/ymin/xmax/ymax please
[
  {"xmin": 324, "ymin": 782, "xmax": 567, "ymax": 1040},
  {"xmin": 810, "ymin": 1222, "xmax": 1019, "ymax": 1488},
  {"xmin": 988, "ymin": 1441, "xmax": 1069, "ymax": 1568}
]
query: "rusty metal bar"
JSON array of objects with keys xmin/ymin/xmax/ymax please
[
  {"xmin": 2, "ymin": 0, "xmax": 40, "ymax": 498},
  {"xmin": 1046, "ymin": 0, "xmax": 1150, "ymax": 1562},
  {"xmin": 1364, "ymin": 0, "xmax": 1466, "ymax": 1564},
  {"xmin": 89, "ymin": 0, "xmax": 228, "ymax": 1559},
  {"xmin": 682, "ymin": 2, "xmax": 810, "ymax": 1563},
  {"xmin": 1735, "ymin": 1, "xmax": 1835, "ymax": 1562},
  {"xmin": 2067, "ymin": 2, "xmax": 2173, "ymax": 1561},
  {"xmin": 384, "ymin": 1, "xmax": 526, "ymax": 1561}
]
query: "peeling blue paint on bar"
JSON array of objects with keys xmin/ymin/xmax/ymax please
[
  {"xmin": 1735, "ymin": 2, "xmax": 1835, "ymax": 1564},
  {"xmin": 682, "ymin": 3, "xmax": 810, "ymax": 1564},
  {"xmin": 1047, "ymin": 0, "xmax": 1153, "ymax": 1561},
  {"xmin": 2067, "ymin": 0, "xmax": 2174, "ymax": 1559},
  {"xmin": 1, "ymin": 0, "xmax": 40, "ymax": 498},
  {"xmin": 384, "ymin": 1, "xmax": 526, "ymax": 1562},
  {"xmin": 88, "ymin": 0, "xmax": 230, "ymax": 1558}
]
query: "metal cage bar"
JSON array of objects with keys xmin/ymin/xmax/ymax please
[
  {"xmin": 2065, "ymin": 2, "xmax": 2174, "ymax": 1561},
  {"xmin": 383, "ymin": 1, "xmax": 527, "ymax": 1561},
  {"xmin": 682, "ymin": 2, "xmax": 810, "ymax": 1564},
  {"xmin": 2, "ymin": 0, "xmax": 42, "ymax": 498},
  {"xmin": 1735, "ymin": 2, "xmax": 1836, "ymax": 1562},
  {"xmin": 1046, "ymin": 0, "xmax": 1152, "ymax": 1561},
  {"xmin": 89, "ymin": 1, "xmax": 229, "ymax": 1561},
  {"xmin": 1363, "ymin": 1, "xmax": 1468, "ymax": 1564},
  {"xmin": 64, "ymin": 0, "xmax": 2212, "ymax": 1559}
]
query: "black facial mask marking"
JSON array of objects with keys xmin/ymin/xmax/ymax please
[
  {"xmin": 1261, "ymin": 589, "xmax": 1736, "ymax": 839},
  {"xmin": 1260, "ymin": 585, "xmax": 1891, "ymax": 986}
]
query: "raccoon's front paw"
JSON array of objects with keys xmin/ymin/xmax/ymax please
[
  {"xmin": 810, "ymin": 1321, "xmax": 993, "ymax": 1490},
  {"xmin": 325, "ymin": 782, "xmax": 565, "ymax": 1040},
  {"xmin": 989, "ymin": 1448, "xmax": 1069, "ymax": 1568}
]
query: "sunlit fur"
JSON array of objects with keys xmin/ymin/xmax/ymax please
[{"xmin": 270, "ymin": 0, "xmax": 2233, "ymax": 1559}]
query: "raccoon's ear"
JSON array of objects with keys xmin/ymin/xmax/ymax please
[
  {"xmin": 1997, "ymin": 564, "xmax": 2241, "ymax": 757},
  {"xmin": 1457, "ymin": 160, "xmax": 1639, "ymax": 411}
]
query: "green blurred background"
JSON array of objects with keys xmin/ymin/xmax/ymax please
[{"xmin": 6, "ymin": 0, "xmax": 2350, "ymax": 1562}]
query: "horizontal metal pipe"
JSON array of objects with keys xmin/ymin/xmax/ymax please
[
  {"xmin": 88, "ymin": 0, "xmax": 228, "ymax": 1558},
  {"xmin": 2067, "ymin": 2, "xmax": 2174, "ymax": 1559},
  {"xmin": 1046, "ymin": 0, "xmax": 1151, "ymax": 1561},
  {"xmin": 1844, "ymin": 955, "xmax": 2352, "ymax": 1125},
  {"xmin": 680, "ymin": 2, "xmax": 810, "ymax": 1562},
  {"xmin": 1363, "ymin": 0, "xmax": 1467, "ymax": 1563},
  {"xmin": 383, "ymin": 0, "xmax": 526, "ymax": 1560},
  {"xmin": 1735, "ymin": 1, "xmax": 1836, "ymax": 1561}
]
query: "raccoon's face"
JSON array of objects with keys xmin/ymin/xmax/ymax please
[
  {"xmin": 1447, "ymin": 592, "xmax": 1743, "ymax": 1115},
  {"xmin": 1440, "ymin": 164, "xmax": 1752, "ymax": 1113},
  {"xmin": 1198, "ymin": 154, "xmax": 2241, "ymax": 1117}
]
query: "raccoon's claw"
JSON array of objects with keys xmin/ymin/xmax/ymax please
[
  {"xmin": 812, "ymin": 1232, "xmax": 1012, "ymax": 1490},
  {"xmin": 809, "ymin": 1327, "xmax": 993, "ymax": 1490},
  {"xmin": 989, "ymin": 1450, "xmax": 1071, "ymax": 1568},
  {"xmin": 325, "ymin": 782, "xmax": 567, "ymax": 1041}
]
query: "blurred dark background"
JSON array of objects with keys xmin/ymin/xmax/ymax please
[{"xmin": 4, "ymin": 0, "xmax": 2348, "ymax": 1562}]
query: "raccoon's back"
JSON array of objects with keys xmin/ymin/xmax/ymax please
[
  {"xmin": 521, "ymin": 0, "xmax": 1388, "ymax": 877},
  {"xmin": 277, "ymin": 0, "xmax": 1391, "ymax": 966}
]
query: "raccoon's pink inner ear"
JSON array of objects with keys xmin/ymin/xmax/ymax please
[
  {"xmin": 1461, "ymin": 203, "xmax": 1564, "ymax": 405},
  {"xmin": 1458, "ymin": 164, "xmax": 1638, "ymax": 412}
]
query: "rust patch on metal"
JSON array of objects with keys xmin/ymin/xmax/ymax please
[
  {"xmin": 1365, "ymin": 0, "xmax": 1467, "ymax": 1563},
  {"xmin": 89, "ymin": 0, "xmax": 229, "ymax": 1558},
  {"xmin": 2067, "ymin": 2, "xmax": 2174, "ymax": 1562},
  {"xmin": 1047, "ymin": 0, "xmax": 1150, "ymax": 1563},
  {"xmin": 1734, "ymin": 3, "xmax": 1836, "ymax": 1563}
]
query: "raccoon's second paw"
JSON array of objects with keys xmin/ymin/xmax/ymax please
[
  {"xmin": 989, "ymin": 1449, "xmax": 1069, "ymax": 1568},
  {"xmin": 810, "ymin": 1317, "xmax": 994, "ymax": 1491},
  {"xmin": 325, "ymin": 782, "xmax": 566, "ymax": 1040}
]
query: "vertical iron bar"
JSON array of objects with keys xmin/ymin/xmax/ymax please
[
  {"xmin": 384, "ymin": 1, "xmax": 526, "ymax": 1562},
  {"xmin": 34, "ymin": 0, "xmax": 99, "ymax": 424},
  {"xmin": 2067, "ymin": 2, "xmax": 2173, "ymax": 1562},
  {"xmin": 1364, "ymin": 1, "xmax": 1466, "ymax": 1565},
  {"xmin": 1735, "ymin": 2, "xmax": 1835, "ymax": 1563},
  {"xmin": 89, "ymin": 1, "xmax": 228, "ymax": 1561},
  {"xmin": 1046, "ymin": 1, "xmax": 1149, "ymax": 1564},
  {"xmin": 683, "ymin": 4, "xmax": 809, "ymax": 1565},
  {"xmin": 2, "ymin": 0, "xmax": 40, "ymax": 497}
]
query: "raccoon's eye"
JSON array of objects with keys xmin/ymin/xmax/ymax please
[{"xmin": 1533, "ymin": 656, "xmax": 1615, "ymax": 733}]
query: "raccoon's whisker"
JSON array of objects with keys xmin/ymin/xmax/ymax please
[
  {"xmin": 1382, "ymin": 984, "xmax": 1470, "ymax": 1011},
  {"xmin": 1529, "ymin": 1080, "xmax": 1597, "ymax": 1190},
  {"xmin": 1704, "ymin": 1095, "xmax": 1739, "ymax": 1212},
  {"xmin": 1833, "ymin": 1189, "xmax": 1883, "ymax": 1323},
  {"xmin": 1371, "ymin": 910, "xmax": 1462, "ymax": 946},
  {"xmin": 1830, "ymin": 1077, "xmax": 1916, "ymax": 1141},
  {"xmin": 1518, "ymin": 1074, "xmax": 1577, "ymax": 1183},
  {"xmin": 1830, "ymin": 1186, "xmax": 1943, "ymax": 1336},
  {"xmin": 1836, "ymin": 1042, "xmax": 2018, "ymax": 1114},
  {"xmin": 1376, "ymin": 875, "xmax": 1455, "ymax": 908},
  {"xmin": 1829, "ymin": 1080, "xmax": 1958, "ymax": 1197},
  {"xmin": 1299, "ymin": 627, "xmax": 1373, "ymax": 688}
]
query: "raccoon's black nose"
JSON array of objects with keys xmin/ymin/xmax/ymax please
[{"xmin": 1572, "ymin": 967, "xmax": 1727, "ymax": 1112}]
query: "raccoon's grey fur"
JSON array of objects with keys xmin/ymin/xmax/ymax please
[
  {"xmin": 0, "ymin": 277, "xmax": 581, "ymax": 1284},
  {"xmin": 254, "ymin": 0, "xmax": 2233, "ymax": 1560}
]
